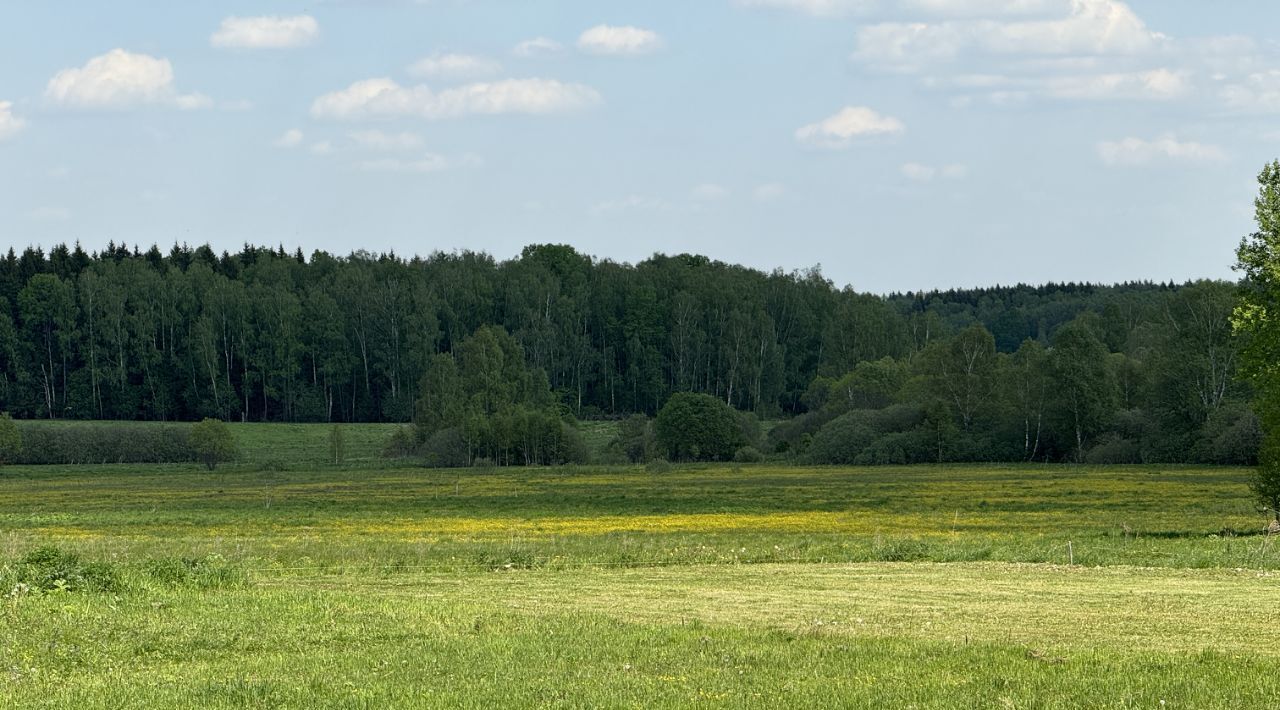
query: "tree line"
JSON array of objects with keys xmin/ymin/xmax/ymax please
[{"xmin": 0, "ymin": 240, "xmax": 1253, "ymax": 464}]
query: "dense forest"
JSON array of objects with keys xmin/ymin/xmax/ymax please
[{"xmin": 0, "ymin": 241, "xmax": 1255, "ymax": 464}]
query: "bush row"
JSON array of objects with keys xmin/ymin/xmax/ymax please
[{"xmin": 13, "ymin": 423, "xmax": 197, "ymax": 465}]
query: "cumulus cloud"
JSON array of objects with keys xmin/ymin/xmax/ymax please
[
  {"xmin": 795, "ymin": 106, "xmax": 904, "ymax": 149},
  {"xmin": 0, "ymin": 101, "xmax": 26, "ymax": 141},
  {"xmin": 1097, "ymin": 134, "xmax": 1225, "ymax": 166},
  {"xmin": 310, "ymin": 140, "xmax": 334, "ymax": 155},
  {"xmin": 407, "ymin": 53, "xmax": 502, "ymax": 80},
  {"xmin": 854, "ymin": 0, "xmax": 1164, "ymax": 71},
  {"xmin": 349, "ymin": 129, "xmax": 425, "ymax": 151},
  {"xmin": 274, "ymin": 129, "xmax": 305, "ymax": 148},
  {"xmin": 577, "ymin": 25, "xmax": 663, "ymax": 56},
  {"xmin": 513, "ymin": 37, "xmax": 565, "ymax": 57},
  {"xmin": 310, "ymin": 77, "xmax": 601, "ymax": 120},
  {"xmin": 45, "ymin": 49, "xmax": 210, "ymax": 109},
  {"xmin": 211, "ymin": 15, "xmax": 319, "ymax": 49},
  {"xmin": 901, "ymin": 162, "xmax": 968, "ymax": 180}
]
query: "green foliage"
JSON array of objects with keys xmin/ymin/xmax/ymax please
[
  {"xmin": 611, "ymin": 414, "xmax": 657, "ymax": 464},
  {"xmin": 654, "ymin": 392, "xmax": 745, "ymax": 462},
  {"xmin": 190, "ymin": 418, "xmax": 236, "ymax": 470},
  {"xmin": 382, "ymin": 426, "xmax": 417, "ymax": 459},
  {"xmin": 11, "ymin": 545, "xmax": 120, "ymax": 593},
  {"xmin": 412, "ymin": 325, "xmax": 581, "ymax": 466},
  {"xmin": 732, "ymin": 446, "xmax": 764, "ymax": 463},
  {"xmin": 1252, "ymin": 436, "xmax": 1280, "ymax": 521},
  {"xmin": 1049, "ymin": 319, "xmax": 1116, "ymax": 462},
  {"xmin": 16, "ymin": 421, "xmax": 193, "ymax": 464},
  {"xmin": 0, "ymin": 412, "xmax": 19, "ymax": 465}
]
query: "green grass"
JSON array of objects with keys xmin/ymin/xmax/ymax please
[{"xmin": 2, "ymin": 459, "xmax": 1276, "ymax": 706}]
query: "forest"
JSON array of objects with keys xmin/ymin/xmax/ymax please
[{"xmin": 0, "ymin": 241, "xmax": 1254, "ymax": 465}]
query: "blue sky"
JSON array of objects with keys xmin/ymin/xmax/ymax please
[{"xmin": 1, "ymin": 1, "xmax": 1277, "ymax": 292}]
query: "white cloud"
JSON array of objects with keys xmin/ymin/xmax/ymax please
[
  {"xmin": 274, "ymin": 128, "xmax": 305, "ymax": 148},
  {"xmin": 407, "ymin": 53, "xmax": 502, "ymax": 80},
  {"xmin": 513, "ymin": 37, "xmax": 565, "ymax": 57},
  {"xmin": 0, "ymin": 101, "xmax": 25, "ymax": 141},
  {"xmin": 1097, "ymin": 134, "xmax": 1225, "ymax": 166},
  {"xmin": 691, "ymin": 183, "xmax": 731, "ymax": 200},
  {"xmin": 591, "ymin": 195, "xmax": 670, "ymax": 214},
  {"xmin": 349, "ymin": 129, "xmax": 425, "ymax": 151},
  {"xmin": 310, "ymin": 140, "xmax": 334, "ymax": 155},
  {"xmin": 854, "ymin": 0, "xmax": 1164, "ymax": 71},
  {"xmin": 736, "ymin": 0, "xmax": 1066, "ymax": 17},
  {"xmin": 577, "ymin": 25, "xmax": 663, "ymax": 56},
  {"xmin": 311, "ymin": 77, "xmax": 601, "ymax": 120},
  {"xmin": 931, "ymin": 67, "xmax": 1190, "ymax": 101},
  {"xmin": 45, "ymin": 49, "xmax": 210, "ymax": 110},
  {"xmin": 1044, "ymin": 68, "xmax": 1188, "ymax": 99},
  {"xmin": 211, "ymin": 15, "xmax": 319, "ymax": 49},
  {"xmin": 901, "ymin": 0, "xmax": 1069, "ymax": 18},
  {"xmin": 901, "ymin": 162, "xmax": 968, "ymax": 180},
  {"xmin": 733, "ymin": 0, "xmax": 873, "ymax": 17},
  {"xmin": 754, "ymin": 183, "xmax": 787, "ymax": 201},
  {"xmin": 1221, "ymin": 70, "xmax": 1280, "ymax": 113},
  {"xmin": 795, "ymin": 106, "xmax": 905, "ymax": 149}
]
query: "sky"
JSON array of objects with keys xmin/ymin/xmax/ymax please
[{"xmin": 1, "ymin": 0, "xmax": 1278, "ymax": 293}]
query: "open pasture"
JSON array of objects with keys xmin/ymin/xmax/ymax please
[{"xmin": 3, "ymin": 461, "xmax": 1279, "ymax": 707}]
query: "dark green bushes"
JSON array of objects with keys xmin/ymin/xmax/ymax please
[
  {"xmin": 9, "ymin": 546, "xmax": 121, "ymax": 593},
  {"xmin": 654, "ymin": 393, "xmax": 746, "ymax": 462},
  {"xmin": 14, "ymin": 422, "xmax": 195, "ymax": 464}
]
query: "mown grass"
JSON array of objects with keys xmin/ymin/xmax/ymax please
[{"xmin": 2, "ymin": 459, "xmax": 1276, "ymax": 706}]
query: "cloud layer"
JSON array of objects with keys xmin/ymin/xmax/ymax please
[
  {"xmin": 1097, "ymin": 134, "xmax": 1225, "ymax": 166},
  {"xmin": 407, "ymin": 53, "xmax": 502, "ymax": 80},
  {"xmin": 311, "ymin": 78, "xmax": 601, "ymax": 120}
]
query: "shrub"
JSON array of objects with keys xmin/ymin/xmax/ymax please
[
  {"xmin": 422, "ymin": 427, "xmax": 469, "ymax": 468},
  {"xmin": 801, "ymin": 411, "xmax": 881, "ymax": 465},
  {"xmin": 0, "ymin": 412, "xmax": 19, "ymax": 465},
  {"xmin": 383, "ymin": 426, "xmax": 417, "ymax": 459},
  {"xmin": 16, "ymin": 423, "xmax": 193, "ymax": 465},
  {"xmin": 13, "ymin": 546, "xmax": 121, "ymax": 593},
  {"xmin": 143, "ymin": 555, "xmax": 246, "ymax": 590},
  {"xmin": 190, "ymin": 418, "xmax": 236, "ymax": 470},
  {"xmin": 645, "ymin": 458, "xmax": 673, "ymax": 474},
  {"xmin": 654, "ymin": 392, "xmax": 744, "ymax": 462},
  {"xmin": 1085, "ymin": 435, "xmax": 1143, "ymax": 465},
  {"xmin": 733, "ymin": 446, "xmax": 764, "ymax": 463},
  {"xmin": 613, "ymin": 414, "xmax": 657, "ymax": 463}
]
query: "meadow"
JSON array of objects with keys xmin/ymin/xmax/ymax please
[{"xmin": 2, "ymin": 428, "xmax": 1278, "ymax": 707}]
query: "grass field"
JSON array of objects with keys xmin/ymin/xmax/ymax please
[{"xmin": 3, "ymin": 440, "xmax": 1279, "ymax": 706}]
